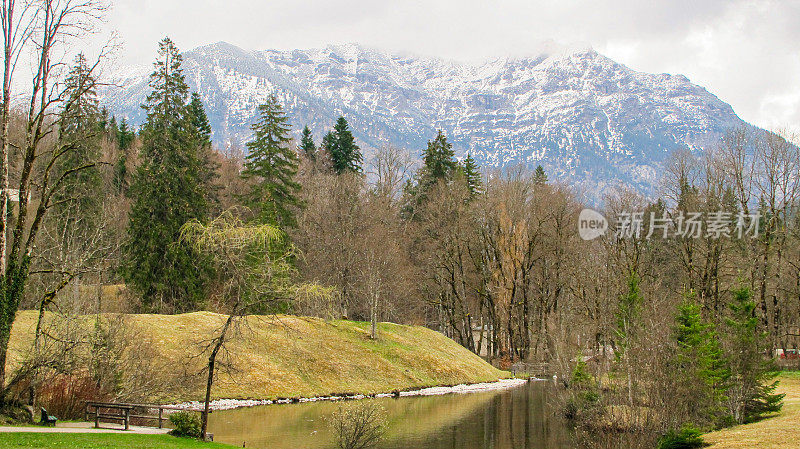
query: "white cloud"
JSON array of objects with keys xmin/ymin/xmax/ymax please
[{"xmin": 94, "ymin": 0, "xmax": 799, "ymax": 132}]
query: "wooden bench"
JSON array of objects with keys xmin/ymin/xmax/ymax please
[{"xmin": 40, "ymin": 407, "xmax": 57, "ymax": 426}]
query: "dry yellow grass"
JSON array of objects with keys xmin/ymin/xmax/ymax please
[
  {"xmin": 6, "ymin": 311, "xmax": 507, "ymax": 403},
  {"xmin": 704, "ymin": 372, "xmax": 800, "ymax": 448}
]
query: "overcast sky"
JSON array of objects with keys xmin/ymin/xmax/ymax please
[{"xmin": 95, "ymin": 0, "xmax": 799, "ymax": 133}]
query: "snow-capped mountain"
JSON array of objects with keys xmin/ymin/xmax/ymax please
[{"xmin": 101, "ymin": 41, "xmax": 750, "ymax": 199}]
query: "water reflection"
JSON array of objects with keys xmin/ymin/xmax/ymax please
[{"xmin": 209, "ymin": 381, "xmax": 573, "ymax": 449}]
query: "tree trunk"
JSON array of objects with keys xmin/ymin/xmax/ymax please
[
  {"xmin": 201, "ymin": 314, "xmax": 233, "ymax": 440},
  {"xmin": 370, "ymin": 291, "xmax": 378, "ymax": 340},
  {"xmin": 0, "ymin": 0, "xmax": 13, "ymax": 279},
  {"xmin": 0, "ymin": 265, "xmax": 28, "ymax": 394}
]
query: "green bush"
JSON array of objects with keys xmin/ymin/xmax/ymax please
[
  {"xmin": 168, "ymin": 411, "xmax": 201, "ymax": 438},
  {"xmin": 657, "ymin": 424, "xmax": 707, "ymax": 449},
  {"xmin": 562, "ymin": 357, "xmax": 601, "ymax": 421}
]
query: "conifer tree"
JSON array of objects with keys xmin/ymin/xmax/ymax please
[
  {"xmin": 533, "ymin": 165, "xmax": 548, "ymax": 185},
  {"xmin": 117, "ymin": 118, "xmax": 135, "ymax": 151},
  {"xmin": 325, "ymin": 116, "xmax": 362, "ymax": 174},
  {"xmin": 614, "ymin": 273, "xmax": 644, "ymax": 407},
  {"xmin": 186, "ymin": 92, "xmax": 220, "ymax": 207},
  {"xmin": 113, "ymin": 118, "xmax": 135, "ymax": 195},
  {"xmin": 54, "ymin": 53, "xmax": 103, "ymax": 234},
  {"xmin": 122, "ymin": 37, "xmax": 213, "ymax": 313},
  {"xmin": 673, "ymin": 298, "xmax": 730, "ymax": 427},
  {"xmin": 241, "ymin": 95, "xmax": 302, "ymax": 228},
  {"xmin": 615, "ymin": 274, "xmax": 643, "ymax": 356},
  {"xmin": 461, "ymin": 152, "xmax": 482, "ymax": 197},
  {"xmin": 422, "ymin": 130, "xmax": 457, "ymax": 183},
  {"xmin": 188, "ymin": 92, "xmax": 212, "ymax": 145},
  {"xmin": 401, "ymin": 130, "xmax": 460, "ymax": 218},
  {"xmin": 724, "ymin": 286, "xmax": 784, "ymax": 423},
  {"xmin": 300, "ymin": 125, "xmax": 316, "ymax": 161},
  {"xmin": 106, "ymin": 114, "xmax": 116, "ymax": 136}
]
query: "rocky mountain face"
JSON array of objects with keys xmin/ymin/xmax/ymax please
[{"xmin": 101, "ymin": 41, "xmax": 750, "ymax": 199}]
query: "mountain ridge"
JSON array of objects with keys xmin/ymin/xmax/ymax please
[{"xmin": 100, "ymin": 41, "xmax": 751, "ymax": 200}]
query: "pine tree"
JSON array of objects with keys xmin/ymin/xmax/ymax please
[
  {"xmin": 186, "ymin": 92, "xmax": 220, "ymax": 207},
  {"xmin": 462, "ymin": 152, "xmax": 482, "ymax": 197},
  {"xmin": 241, "ymin": 95, "xmax": 302, "ymax": 228},
  {"xmin": 98, "ymin": 106, "xmax": 111, "ymax": 133},
  {"xmin": 187, "ymin": 93, "xmax": 212, "ymax": 145},
  {"xmin": 107, "ymin": 115, "xmax": 117, "ymax": 139},
  {"xmin": 614, "ymin": 273, "xmax": 644, "ymax": 407},
  {"xmin": 615, "ymin": 274, "xmax": 643, "ymax": 356},
  {"xmin": 533, "ymin": 165, "xmax": 548, "ymax": 185},
  {"xmin": 300, "ymin": 125, "xmax": 316, "ymax": 161},
  {"xmin": 724, "ymin": 286, "xmax": 784, "ymax": 423},
  {"xmin": 113, "ymin": 118, "xmax": 135, "ymax": 195},
  {"xmin": 117, "ymin": 118, "xmax": 135, "ymax": 151},
  {"xmin": 673, "ymin": 298, "xmax": 730, "ymax": 427},
  {"xmin": 401, "ymin": 130, "xmax": 460, "ymax": 218},
  {"xmin": 54, "ymin": 53, "xmax": 103, "ymax": 234},
  {"xmin": 122, "ymin": 37, "xmax": 214, "ymax": 313},
  {"xmin": 325, "ymin": 116, "xmax": 362, "ymax": 174},
  {"xmin": 422, "ymin": 130, "xmax": 457, "ymax": 183}
]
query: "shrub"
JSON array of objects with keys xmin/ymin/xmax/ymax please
[
  {"xmin": 168, "ymin": 411, "xmax": 202, "ymax": 438},
  {"xmin": 328, "ymin": 402, "xmax": 386, "ymax": 449},
  {"xmin": 657, "ymin": 424, "xmax": 708, "ymax": 449},
  {"xmin": 563, "ymin": 357, "xmax": 600, "ymax": 421},
  {"xmin": 37, "ymin": 373, "xmax": 111, "ymax": 420}
]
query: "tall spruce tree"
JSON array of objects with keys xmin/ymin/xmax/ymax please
[
  {"xmin": 47, "ymin": 53, "xmax": 106, "ymax": 286},
  {"xmin": 724, "ymin": 286, "xmax": 784, "ymax": 423},
  {"xmin": 422, "ymin": 130, "xmax": 457, "ymax": 183},
  {"xmin": 241, "ymin": 95, "xmax": 302, "ymax": 228},
  {"xmin": 186, "ymin": 92, "xmax": 220, "ymax": 207},
  {"xmin": 673, "ymin": 298, "xmax": 730, "ymax": 427},
  {"xmin": 325, "ymin": 116, "xmax": 362, "ymax": 174},
  {"xmin": 113, "ymin": 119, "xmax": 135, "ymax": 195},
  {"xmin": 122, "ymin": 37, "xmax": 214, "ymax": 313},
  {"xmin": 461, "ymin": 152, "xmax": 482, "ymax": 197},
  {"xmin": 117, "ymin": 118, "xmax": 135, "ymax": 150},
  {"xmin": 54, "ymin": 53, "xmax": 103, "ymax": 224},
  {"xmin": 533, "ymin": 165, "xmax": 548, "ymax": 185},
  {"xmin": 614, "ymin": 273, "xmax": 644, "ymax": 407},
  {"xmin": 299, "ymin": 125, "xmax": 316, "ymax": 161},
  {"xmin": 188, "ymin": 93, "xmax": 212, "ymax": 145},
  {"xmin": 401, "ymin": 130, "xmax": 459, "ymax": 218}
]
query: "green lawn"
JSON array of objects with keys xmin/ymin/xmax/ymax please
[
  {"xmin": 0, "ymin": 433, "xmax": 234, "ymax": 449},
  {"xmin": 704, "ymin": 372, "xmax": 800, "ymax": 448}
]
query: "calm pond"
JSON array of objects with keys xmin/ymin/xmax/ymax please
[{"xmin": 208, "ymin": 380, "xmax": 573, "ymax": 449}]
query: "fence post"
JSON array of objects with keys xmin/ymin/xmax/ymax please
[{"xmin": 158, "ymin": 408, "xmax": 163, "ymax": 428}]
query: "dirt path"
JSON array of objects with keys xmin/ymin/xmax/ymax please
[{"xmin": 0, "ymin": 422, "xmax": 169, "ymax": 434}]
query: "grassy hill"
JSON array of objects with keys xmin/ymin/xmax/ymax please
[{"xmin": 7, "ymin": 311, "xmax": 507, "ymax": 403}]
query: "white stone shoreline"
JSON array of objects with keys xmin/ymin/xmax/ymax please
[{"xmin": 167, "ymin": 377, "xmax": 532, "ymax": 411}]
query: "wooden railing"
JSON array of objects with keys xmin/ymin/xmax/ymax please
[
  {"xmin": 85, "ymin": 401, "xmax": 209, "ymax": 430},
  {"xmin": 510, "ymin": 362, "xmax": 550, "ymax": 377}
]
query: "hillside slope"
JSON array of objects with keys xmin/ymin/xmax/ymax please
[{"xmin": 7, "ymin": 311, "xmax": 506, "ymax": 402}]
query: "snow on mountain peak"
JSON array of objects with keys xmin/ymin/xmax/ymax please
[{"xmin": 101, "ymin": 41, "xmax": 751, "ymax": 201}]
